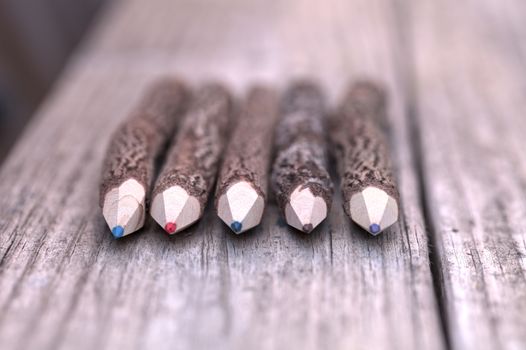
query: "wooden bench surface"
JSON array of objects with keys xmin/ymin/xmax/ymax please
[{"xmin": 0, "ymin": 0, "xmax": 525, "ymax": 349}]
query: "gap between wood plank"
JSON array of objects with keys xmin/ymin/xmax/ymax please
[
  {"xmin": 406, "ymin": 79, "xmax": 452, "ymax": 350},
  {"xmin": 389, "ymin": 1, "xmax": 452, "ymax": 348}
]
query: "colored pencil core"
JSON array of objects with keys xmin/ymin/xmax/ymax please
[
  {"xmin": 302, "ymin": 223, "xmax": 314, "ymax": 233},
  {"xmin": 231, "ymin": 221, "xmax": 242, "ymax": 233},
  {"xmin": 165, "ymin": 222, "xmax": 177, "ymax": 234},
  {"xmin": 369, "ymin": 223, "xmax": 381, "ymax": 234},
  {"xmin": 112, "ymin": 225, "xmax": 124, "ymax": 238}
]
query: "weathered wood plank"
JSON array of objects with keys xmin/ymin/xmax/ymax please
[
  {"xmin": 410, "ymin": 1, "xmax": 526, "ymax": 349},
  {"xmin": 0, "ymin": 0, "xmax": 443, "ymax": 349}
]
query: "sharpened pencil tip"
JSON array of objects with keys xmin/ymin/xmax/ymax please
[
  {"xmin": 102, "ymin": 179, "xmax": 146, "ymax": 238},
  {"xmin": 284, "ymin": 187, "xmax": 328, "ymax": 233},
  {"xmin": 349, "ymin": 186, "xmax": 398, "ymax": 235},
  {"xmin": 217, "ymin": 181, "xmax": 265, "ymax": 234},
  {"xmin": 302, "ymin": 223, "xmax": 314, "ymax": 233},
  {"xmin": 164, "ymin": 222, "xmax": 177, "ymax": 234},
  {"xmin": 230, "ymin": 221, "xmax": 242, "ymax": 233},
  {"xmin": 112, "ymin": 225, "xmax": 124, "ymax": 238},
  {"xmin": 369, "ymin": 223, "xmax": 381, "ymax": 235},
  {"xmin": 150, "ymin": 186, "xmax": 201, "ymax": 234}
]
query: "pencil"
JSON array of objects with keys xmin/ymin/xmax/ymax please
[
  {"xmin": 215, "ymin": 86, "xmax": 279, "ymax": 234},
  {"xmin": 100, "ymin": 79, "xmax": 189, "ymax": 238},
  {"xmin": 150, "ymin": 84, "xmax": 233, "ymax": 234},
  {"xmin": 330, "ymin": 81, "xmax": 399, "ymax": 235},
  {"xmin": 271, "ymin": 81, "xmax": 333, "ymax": 233}
]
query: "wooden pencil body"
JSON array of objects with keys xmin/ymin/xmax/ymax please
[
  {"xmin": 215, "ymin": 86, "xmax": 279, "ymax": 203},
  {"xmin": 271, "ymin": 82, "xmax": 333, "ymax": 231},
  {"xmin": 330, "ymin": 81, "xmax": 399, "ymax": 217},
  {"xmin": 100, "ymin": 79, "xmax": 189, "ymax": 204},
  {"xmin": 99, "ymin": 79, "xmax": 188, "ymax": 237},
  {"xmin": 152, "ymin": 84, "xmax": 233, "ymax": 214}
]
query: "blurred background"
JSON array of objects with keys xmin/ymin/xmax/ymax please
[{"xmin": 0, "ymin": 0, "xmax": 105, "ymax": 161}]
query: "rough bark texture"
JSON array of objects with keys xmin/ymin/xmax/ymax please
[
  {"xmin": 215, "ymin": 86, "xmax": 279, "ymax": 202},
  {"xmin": 152, "ymin": 83, "xmax": 233, "ymax": 211},
  {"xmin": 330, "ymin": 81, "xmax": 400, "ymax": 216},
  {"xmin": 99, "ymin": 78, "xmax": 189, "ymax": 206},
  {"xmin": 271, "ymin": 81, "xmax": 333, "ymax": 214}
]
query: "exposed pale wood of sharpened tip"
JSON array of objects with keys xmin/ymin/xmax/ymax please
[
  {"xmin": 214, "ymin": 87, "xmax": 279, "ymax": 202},
  {"xmin": 330, "ymin": 81, "xmax": 400, "ymax": 217},
  {"xmin": 99, "ymin": 79, "xmax": 189, "ymax": 205},
  {"xmin": 0, "ymin": 0, "xmax": 447, "ymax": 349},
  {"xmin": 152, "ymin": 84, "xmax": 233, "ymax": 212},
  {"xmin": 410, "ymin": 0, "xmax": 526, "ymax": 349},
  {"xmin": 271, "ymin": 81, "xmax": 333, "ymax": 225}
]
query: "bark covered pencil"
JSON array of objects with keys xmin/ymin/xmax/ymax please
[
  {"xmin": 215, "ymin": 86, "xmax": 279, "ymax": 234},
  {"xmin": 100, "ymin": 79, "xmax": 189, "ymax": 238},
  {"xmin": 330, "ymin": 81, "xmax": 399, "ymax": 235},
  {"xmin": 150, "ymin": 83, "xmax": 233, "ymax": 234},
  {"xmin": 271, "ymin": 81, "xmax": 333, "ymax": 233}
]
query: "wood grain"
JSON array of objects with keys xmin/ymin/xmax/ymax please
[
  {"xmin": 410, "ymin": 1, "xmax": 526, "ymax": 349},
  {"xmin": 0, "ymin": 0, "xmax": 445, "ymax": 349}
]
